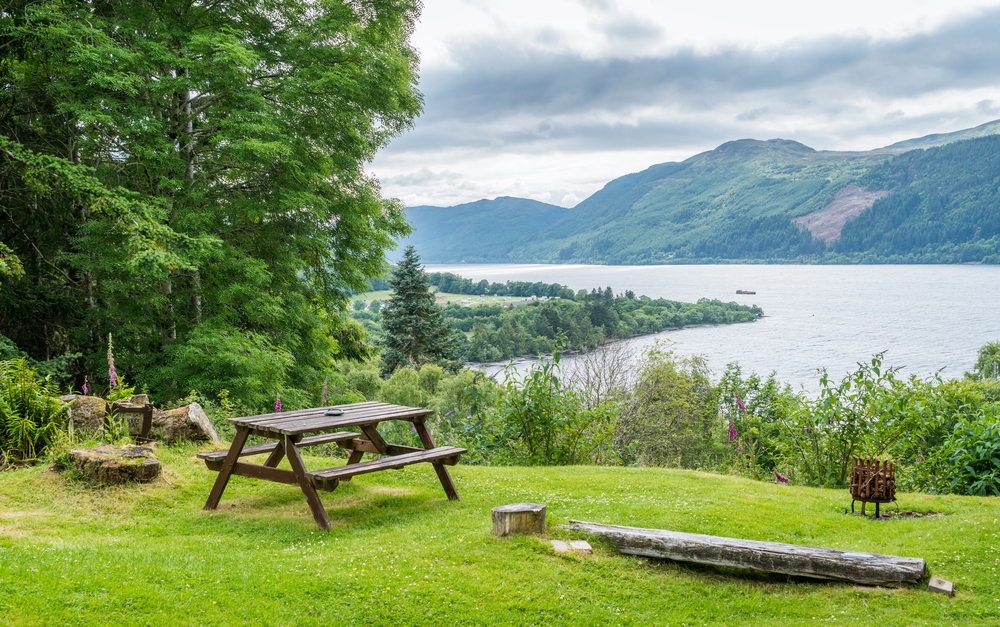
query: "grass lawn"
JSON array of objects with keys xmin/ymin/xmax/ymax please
[{"xmin": 2, "ymin": 444, "xmax": 998, "ymax": 626}]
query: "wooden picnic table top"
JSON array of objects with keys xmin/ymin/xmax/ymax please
[{"xmin": 230, "ymin": 401, "xmax": 434, "ymax": 436}]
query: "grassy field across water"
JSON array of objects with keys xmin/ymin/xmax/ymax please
[{"xmin": 1, "ymin": 444, "xmax": 998, "ymax": 626}]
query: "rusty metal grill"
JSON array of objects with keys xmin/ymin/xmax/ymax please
[{"xmin": 849, "ymin": 456, "xmax": 897, "ymax": 517}]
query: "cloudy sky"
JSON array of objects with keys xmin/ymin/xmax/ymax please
[{"xmin": 369, "ymin": 0, "xmax": 1000, "ymax": 208}]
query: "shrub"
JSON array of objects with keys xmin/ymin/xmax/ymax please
[
  {"xmin": 616, "ymin": 343, "xmax": 719, "ymax": 468},
  {"xmin": 0, "ymin": 359, "xmax": 67, "ymax": 465},
  {"xmin": 460, "ymin": 350, "xmax": 616, "ymax": 466},
  {"xmin": 912, "ymin": 406, "xmax": 1000, "ymax": 495}
]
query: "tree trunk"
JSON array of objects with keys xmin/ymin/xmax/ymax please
[{"xmin": 563, "ymin": 520, "xmax": 925, "ymax": 587}]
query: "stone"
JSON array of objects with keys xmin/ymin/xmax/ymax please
[
  {"xmin": 65, "ymin": 395, "xmax": 111, "ymax": 435},
  {"xmin": 927, "ymin": 577, "xmax": 954, "ymax": 597},
  {"xmin": 70, "ymin": 444, "xmax": 161, "ymax": 485},
  {"xmin": 491, "ymin": 503, "xmax": 546, "ymax": 537},
  {"xmin": 569, "ymin": 540, "xmax": 593, "ymax": 554},
  {"xmin": 128, "ymin": 394, "xmax": 150, "ymax": 406},
  {"xmin": 151, "ymin": 402, "xmax": 221, "ymax": 444},
  {"xmin": 550, "ymin": 540, "xmax": 571, "ymax": 552}
]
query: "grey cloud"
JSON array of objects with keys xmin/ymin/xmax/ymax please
[
  {"xmin": 978, "ymin": 99, "xmax": 1000, "ymax": 115},
  {"xmin": 884, "ymin": 110, "xmax": 905, "ymax": 120},
  {"xmin": 417, "ymin": 8, "xmax": 1000, "ymax": 126},
  {"xmin": 736, "ymin": 107, "xmax": 770, "ymax": 122}
]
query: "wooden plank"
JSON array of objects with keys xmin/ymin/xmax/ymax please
[
  {"xmin": 203, "ymin": 426, "xmax": 249, "ymax": 510},
  {"xmin": 196, "ymin": 431, "xmax": 360, "ymax": 461},
  {"xmin": 233, "ymin": 403, "xmax": 433, "ymax": 433},
  {"xmin": 563, "ymin": 521, "xmax": 926, "ymax": 587},
  {"xmin": 414, "ymin": 421, "xmax": 460, "ymax": 501},
  {"xmin": 283, "ymin": 435, "xmax": 332, "ymax": 531},
  {"xmin": 307, "ymin": 446, "xmax": 466, "ymax": 489}
]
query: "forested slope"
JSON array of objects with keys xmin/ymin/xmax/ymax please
[{"xmin": 403, "ymin": 120, "xmax": 1000, "ymax": 264}]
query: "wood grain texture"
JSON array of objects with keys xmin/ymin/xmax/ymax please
[{"xmin": 564, "ymin": 520, "xmax": 925, "ymax": 586}]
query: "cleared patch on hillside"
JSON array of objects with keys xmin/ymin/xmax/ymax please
[{"xmin": 792, "ymin": 185, "xmax": 889, "ymax": 242}]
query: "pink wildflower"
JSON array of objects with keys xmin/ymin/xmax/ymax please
[
  {"xmin": 737, "ymin": 443, "xmax": 744, "ymax": 454},
  {"xmin": 322, "ymin": 379, "xmax": 328, "ymax": 405},
  {"xmin": 107, "ymin": 334, "xmax": 118, "ymax": 388},
  {"xmin": 82, "ymin": 382, "xmax": 89, "ymax": 395},
  {"xmin": 734, "ymin": 391, "xmax": 746, "ymax": 415},
  {"xmin": 275, "ymin": 393, "xmax": 281, "ymax": 412},
  {"xmin": 728, "ymin": 421, "xmax": 737, "ymax": 443},
  {"xmin": 775, "ymin": 471, "xmax": 789, "ymax": 483}
]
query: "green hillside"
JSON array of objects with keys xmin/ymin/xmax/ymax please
[
  {"xmin": 402, "ymin": 120, "xmax": 1000, "ymax": 264},
  {"xmin": 396, "ymin": 196, "xmax": 568, "ymax": 261}
]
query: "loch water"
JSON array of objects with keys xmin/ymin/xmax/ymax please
[{"xmin": 425, "ymin": 263, "xmax": 1000, "ymax": 393}]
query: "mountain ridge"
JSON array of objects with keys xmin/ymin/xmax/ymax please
[{"xmin": 397, "ymin": 119, "xmax": 1000, "ymax": 264}]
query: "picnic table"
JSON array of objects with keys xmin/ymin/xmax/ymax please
[{"xmin": 198, "ymin": 401, "xmax": 466, "ymax": 530}]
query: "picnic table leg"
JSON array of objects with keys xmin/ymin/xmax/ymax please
[
  {"xmin": 340, "ymin": 448, "xmax": 366, "ymax": 482},
  {"xmin": 283, "ymin": 435, "xmax": 332, "ymax": 531},
  {"xmin": 413, "ymin": 421, "xmax": 460, "ymax": 501},
  {"xmin": 204, "ymin": 426, "xmax": 250, "ymax": 510},
  {"xmin": 263, "ymin": 438, "xmax": 288, "ymax": 468}
]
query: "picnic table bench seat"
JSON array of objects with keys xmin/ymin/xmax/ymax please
[
  {"xmin": 307, "ymin": 445, "xmax": 467, "ymax": 490},
  {"xmin": 197, "ymin": 431, "xmax": 361, "ymax": 464}
]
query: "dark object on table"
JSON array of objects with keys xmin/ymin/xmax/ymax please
[{"xmin": 324, "ymin": 409, "xmax": 344, "ymax": 416}]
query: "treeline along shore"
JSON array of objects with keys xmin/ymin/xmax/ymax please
[{"xmin": 353, "ymin": 272, "xmax": 763, "ymax": 363}]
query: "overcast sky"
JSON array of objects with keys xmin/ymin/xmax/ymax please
[{"xmin": 369, "ymin": 0, "xmax": 1000, "ymax": 208}]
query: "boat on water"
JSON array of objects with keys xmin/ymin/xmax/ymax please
[{"xmin": 736, "ymin": 290, "xmax": 756, "ymax": 294}]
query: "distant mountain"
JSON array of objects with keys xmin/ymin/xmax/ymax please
[
  {"xmin": 401, "ymin": 120, "xmax": 1000, "ymax": 264},
  {"xmin": 395, "ymin": 196, "xmax": 568, "ymax": 262}
]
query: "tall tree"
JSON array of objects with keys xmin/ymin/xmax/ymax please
[
  {"xmin": 0, "ymin": 0, "xmax": 421, "ymax": 409},
  {"xmin": 380, "ymin": 246, "xmax": 457, "ymax": 376}
]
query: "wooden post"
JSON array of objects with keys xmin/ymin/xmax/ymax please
[{"xmin": 492, "ymin": 503, "xmax": 546, "ymax": 537}]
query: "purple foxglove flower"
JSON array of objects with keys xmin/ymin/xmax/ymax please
[
  {"xmin": 107, "ymin": 334, "xmax": 117, "ymax": 388},
  {"xmin": 444, "ymin": 410, "xmax": 456, "ymax": 418},
  {"xmin": 737, "ymin": 443, "xmax": 743, "ymax": 454},
  {"xmin": 275, "ymin": 393, "xmax": 281, "ymax": 412},
  {"xmin": 728, "ymin": 421, "xmax": 737, "ymax": 443},
  {"xmin": 411, "ymin": 424, "xmax": 417, "ymax": 433},
  {"xmin": 734, "ymin": 391, "xmax": 746, "ymax": 414},
  {"xmin": 82, "ymin": 382, "xmax": 89, "ymax": 395},
  {"xmin": 805, "ymin": 426, "xmax": 813, "ymax": 435},
  {"xmin": 322, "ymin": 379, "xmax": 328, "ymax": 405},
  {"xmin": 775, "ymin": 471, "xmax": 789, "ymax": 483}
]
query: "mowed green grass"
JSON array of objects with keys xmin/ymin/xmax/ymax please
[{"xmin": 1, "ymin": 444, "xmax": 999, "ymax": 626}]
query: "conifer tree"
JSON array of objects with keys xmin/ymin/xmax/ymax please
[{"xmin": 380, "ymin": 247, "xmax": 458, "ymax": 376}]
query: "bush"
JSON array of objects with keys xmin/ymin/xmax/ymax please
[
  {"xmin": 913, "ymin": 406, "xmax": 1000, "ymax": 495},
  {"xmin": 0, "ymin": 359, "xmax": 67, "ymax": 465},
  {"xmin": 616, "ymin": 343, "xmax": 719, "ymax": 468},
  {"xmin": 717, "ymin": 362, "xmax": 798, "ymax": 480},
  {"xmin": 460, "ymin": 350, "xmax": 616, "ymax": 466}
]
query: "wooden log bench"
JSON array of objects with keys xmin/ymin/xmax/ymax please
[{"xmin": 307, "ymin": 445, "xmax": 466, "ymax": 491}]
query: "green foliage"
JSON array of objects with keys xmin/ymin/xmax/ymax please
[
  {"xmin": 914, "ymin": 407, "xmax": 1000, "ymax": 496},
  {"xmin": 616, "ymin": 344, "xmax": 719, "ymax": 468},
  {"xmin": 779, "ymin": 353, "xmax": 907, "ymax": 487},
  {"xmin": 0, "ymin": 0, "xmax": 420, "ymax": 412},
  {"xmin": 0, "ymin": 359, "xmax": 67, "ymax": 464},
  {"xmin": 380, "ymin": 247, "xmax": 459, "ymax": 376},
  {"xmin": 461, "ymin": 349, "xmax": 616, "ymax": 466},
  {"xmin": 717, "ymin": 362, "xmax": 797, "ymax": 480},
  {"xmin": 968, "ymin": 340, "xmax": 1000, "ymax": 380}
]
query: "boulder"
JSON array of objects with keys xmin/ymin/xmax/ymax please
[
  {"xmin": 70, "ymin": 444, "xmax": 161, "ymax": 485},
  {"xmin": 151, "ymin": 402, "xmax": 221, "ymax": 444},
  {"xmin": 63, "ymin": 395, "xmax": 109, "ymax": 435}
]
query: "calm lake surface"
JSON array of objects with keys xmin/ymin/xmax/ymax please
[{"xmin": 425, "ymin": 263, "xmax": 1000, "ymax": 393}]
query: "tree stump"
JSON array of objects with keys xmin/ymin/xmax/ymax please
[
  {"xmin": 492, "ymin": 503, "xmax": 546, "ymax": 536},
  {"xmin": 70, "ymin": 444, "xmax": 161, "ymax": 485}
]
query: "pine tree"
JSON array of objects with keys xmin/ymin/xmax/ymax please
[{"xmin": 380, "ymin": 247, "xmax": 458, "ymax": 376}]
